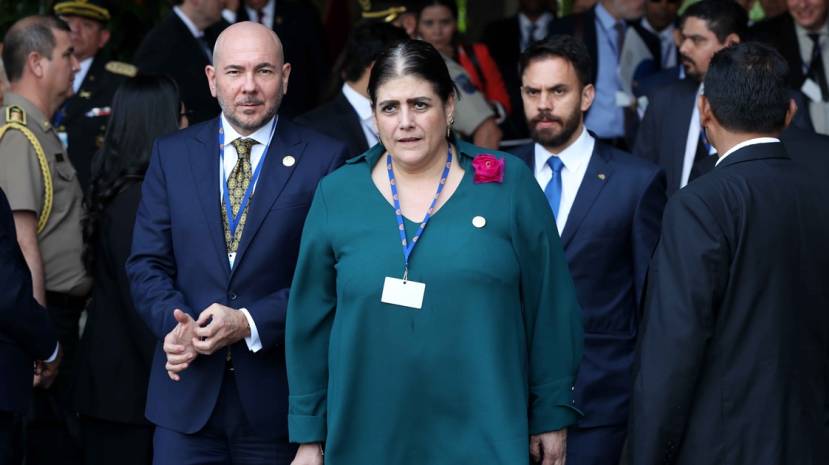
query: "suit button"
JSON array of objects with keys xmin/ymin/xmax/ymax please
[{"xmin": 229, "ymin": 292, "xmax": 238, "ymax": 301}]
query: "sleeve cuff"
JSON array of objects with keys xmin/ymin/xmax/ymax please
[
  {"xmin": 288, "ymin": 414, "xmax": 327, "ymax": 444},
  {"xmin": 238, "ymin": 308, "xmax": 262, "ymax": 352},
  {"xmin": 529, "ymin": 377, "xmax": 584, "ymax": 434},
  {"xmin": 44, "ymin": 343, "xmax": 60, "ymax": 363}
]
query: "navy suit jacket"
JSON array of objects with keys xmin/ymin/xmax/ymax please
[
  {"xmin": 0, "ymin": 189, "xmax": 57, "ymax": 413},
  {"xmin": 296, "ymin": 91, "xmax": 369, "ymax": 159},
  {"xmin": 511, "ymin": 141, "xmax": 666, "ymax": 426},
  {"xmin": 126, "ymin": 117, "xmax": 348, "ymax": 436}
]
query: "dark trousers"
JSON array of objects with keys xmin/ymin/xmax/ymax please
[
  {"xmin": 566, "ymin": 423, "xmax": 627, "ymax": 465},
  {"xmin": 80, "ymin": 415, "xmax": 153, "ymax": 465},
  {"xmin": 152, "ymin": 371, "xmax": 297, "ymax": 465},
  {"xmin": 26, "ymin": 295, "xmax": 85, "ymax": 465},
  {"xmin": 0, "ymin": 412, "xmax": 23, "ymax": 465}
]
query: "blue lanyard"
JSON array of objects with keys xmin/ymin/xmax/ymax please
[
  {"xmin": 386, "ymin": 147, "xmax": 452, "ymax": 280},
  {"xmin": 219, "ymin": 118, "xmax": 277, "ymax": 240}
]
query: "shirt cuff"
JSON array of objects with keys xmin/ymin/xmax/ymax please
[
  {"xmin": 44, "ymin": 343, "xmax": 60, "ymax": 363},
  {"xmin": 238, "ymin": 308, "xmax": 262, "ymax": 352}
]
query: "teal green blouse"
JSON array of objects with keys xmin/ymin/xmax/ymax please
[{"xmin": 286, "ymin": 140, "xmax": 583, "ymax": 465}]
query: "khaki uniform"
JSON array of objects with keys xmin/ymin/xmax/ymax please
[
  {"xmin": 0, "ymin": 92, "xmax": 91, "ymax": 295},
  {"xmin": 442, "ymin": 55, "xmax": 495, "ymax": 137}
]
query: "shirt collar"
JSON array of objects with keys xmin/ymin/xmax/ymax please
[
  {"xmin": 595, "ymin": 3, "xmax": 620, "ymax": 30},
  {"xmin": 535, "ymin": 127, "xmax": 593, "ymax": 172},
  {"xmin": 518, "ymin": 12, "xmax": 554, "ymax": 30},
  {"xmin": 794, "ymin": 15, "xmax": 829, "ymax": 38},
  {"xmin": 341, "ymin": 83, "xmax": 373, "ymax": 122},
  {"xmin": 641, "ymin": 17, "xmax": 673, "ymax": 38},
  {"xmin": 173, "ymin": 6, "xmax": 204, "ymax": 38},
  {"xmin": 220, "ymin": 113, "xmax": 278, "ymax": 147},
  {"xmin": 245, "ymin": 0, "xmax": 275, "ymax": 23},
  {"xmin": 73, "ymin": 57, "xmax": 94, "ymax": 93},
  {"xmin": 715, "ymin": 137, "xmax": 780, "ymax": 166}
]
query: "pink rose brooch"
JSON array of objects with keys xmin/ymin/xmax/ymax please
[{"xmin": 472, "ymin": 154, "xmax": 505, "ymax": 184}]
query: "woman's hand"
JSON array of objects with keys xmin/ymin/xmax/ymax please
[
  {"xmin": 530, "ymin": 429, "xmax": 567, "ymax": 465},
  {"xmin": 290, "ymin": 443, "xmax": 324, "ymax": 465}
]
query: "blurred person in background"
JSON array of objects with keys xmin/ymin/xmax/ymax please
[{"xmin": 74, "ymin": 74, "xmax": 185, "ymax": 465}]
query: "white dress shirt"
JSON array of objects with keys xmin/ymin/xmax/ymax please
[
  {"xmin": 680, "ymin": 84, "xmax": 716, "ymax": 188},
  {"xmin": 715, "ymin": 137, "xmax": 780, "ymax": 166},
  {"xmin": 533, "ymin": 127, "xmax": 595, "ymax": 234},
  {"xmin": 217, "ymin": 113, "xmax": 278, "ymax": 353},
  {"xmin": 519, "ymin": 12, "xmax": 554, "ymax": 50},
  {"xmin": 341, "ymin": 82, "xmax": 378, "ymax": 148},
  {"xmin": 73, "ymin": 57, "xmax": 93, "ymax": 93},
  {"xmin": 795, "ymin": 20, "xmax": 829, "ymax": 135},
  {"xmin": 222, "ymin": 0, "xmax": 276, "ymax": 28},
  {"xmin": 641, "ymin": 18, "xmax": 677, "ymax": 69}
]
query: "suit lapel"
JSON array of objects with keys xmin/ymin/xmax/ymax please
[
  {"xmin": 510, "ymin": 143, "xmax": 536, "ymax": 170},
  {"xmin": 189, "ymin": 118, "xmax": 230, "ymax": 275},
  {"xmin": 560, "ymin": 143, "xmax": 613, "ymax": 248},
  {"xmin": 334, "ymin": 92, "xmax": 369, "ymax": 154},
  {"xmin": 231, "ymin": 119, "xmax": 306, "ymax": 276},
  {"xmin": 670, "ymin": 79, "xmax": 700, "ymax": 188}
]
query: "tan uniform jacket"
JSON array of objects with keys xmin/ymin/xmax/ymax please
[{"xmin": 0, "ymin": 92, "xmax": 91, "ymax": 295}]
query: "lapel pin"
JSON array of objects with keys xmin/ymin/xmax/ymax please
[
  {"xmin": 597, "ymin": 173, "xmax": 607, "ymax": 181},
  {"xmin": 282, "ymin": 155, "xmax": 296, "ymax": 167},
  {"xmin": 472, "ymin": 216, "xmax": 486, "ymax": 228}
]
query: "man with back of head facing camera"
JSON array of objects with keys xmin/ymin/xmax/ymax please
[
  {"xmin": 126, "ymin": 21, "xmax": 348, "ymax": 464},
  {"xmin": 630, "ymin": 41, "xmax": 829, "ymax": 465}
]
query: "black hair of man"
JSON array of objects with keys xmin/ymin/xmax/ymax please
[
  {"xmin": 518, "ymin": 34, "xmax": 594, "ymax": 87},
  {"xmin": 681, "ymin": 0, "xmax": 748, "ymax": 43},
  {"xmin": 2, "ymin": 15, "xmax": 71, "ymax": 82},
  {"xmin": 340, "ymin": 21, "xmax": 409, "ymax": 83},
  {"xmin": 703, "ymin": 41, "xmax": 790, "ymax": 134}
]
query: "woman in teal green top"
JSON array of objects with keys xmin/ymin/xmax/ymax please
[{"xmin": 286, "ymin": 40, "xmax": 583, "ymax": 465}]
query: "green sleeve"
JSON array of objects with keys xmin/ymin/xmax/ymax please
[
  {"xmin": 509, "ymin": 162, "xmax": 584, "ymax": 434},
  {"xmin": 285, "ymin": 182, "xmax": 337, "ymax": 443}
]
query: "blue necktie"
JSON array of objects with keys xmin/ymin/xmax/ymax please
[{"xmin": 545, "ymin": 156, "xmax": 565, "ymax": 218}]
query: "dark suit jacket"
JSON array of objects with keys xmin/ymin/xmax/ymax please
[
  {"xmin": 482, "ymin": 14, "xmax": 557, "ymax": 138},
  {"xmin": 74, "ymin": 182, "xmax": 154, "ymax": 425},
  {"xmin": 126, "ymin": 118, "xmax": 348, "ymax": 437},
  {"xmin": 780, "ymin": 125, "xmax": 829, "ymax": 175},
  {"xmin": 634, "ymin": 78, "xmax": 699, "ymax": 194},
  {"xmin": 631, "ymin": 141, "xmax": 829, "ymax": 465},
  {"xmin": 633, "ymin": 65, "xmax": 682, "ymax": 98},
  {"xmin": 511, "ymin": 141, "xmax": 666, "ymax": 427},
  {"xmin": 209, "ymin": 0, "xmax": 329, "ymax": 117},
  {"xmin": 134, "ymin": 13, "xmax": 219, "ymax": 124},
  {"xmin": 0, "ymin": 189, "xmax": 57, "ymax": 413},
  {"xmin": 635, "ymin": 78, "xmax": 820, "ymax": 194},
  {"xmin": 60, "ymin": 53, "xmax": 126, "ymax": 193},
  {"xmin": 749, "ymin": 13, "xmax": 805, "ymax": 90},
  {"xmin": 296, "ymin": 91, "xmax": 368, "ymax": 158}
]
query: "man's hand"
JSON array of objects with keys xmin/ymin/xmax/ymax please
[
  {"xmin": 33, "ymin": 345, "xmax": 62, "ymax": 388},
  {"xmin": 164, "ymin": 309, "xmax": 198, "ymax": 381},
  {"xmin": 192, "ymin": 303, "xmax": 250, "ymax": 355},
  {"xmin": 530, "ymin": 429, "xmax": 567, "ymax": 465},
  {"xmin": 290, "ymin": 443, "xmax": 323, "ymax": 465}
]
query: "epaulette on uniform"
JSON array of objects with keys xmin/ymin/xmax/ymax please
[{"xmin": 105, "ymin": 61, "xmax": 138, "ymax": 78}]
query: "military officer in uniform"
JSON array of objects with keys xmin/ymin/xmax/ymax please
[
  {"xmin": 53, "ymin": 0, "xmax": 136, "ymax": 193},
  {"xmin": 0, "ymin": 16, "xmax": 92, "ymax": 465}
]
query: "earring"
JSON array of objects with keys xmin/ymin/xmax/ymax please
[{"xmin": 446, "ymin": 116, "xmax": 454, "ymax": 139}]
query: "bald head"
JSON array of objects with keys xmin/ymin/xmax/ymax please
[
  {"xmin": 213, "ymin": 21, "xmax": 284, "ymax": 69},
  {"xmin": 206, "ymin": 21, "xmax": 291, "ymax": 135}
]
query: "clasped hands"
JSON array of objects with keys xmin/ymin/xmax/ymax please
[
  {"xmin": 163, "ymin": 304, "xmax": 250, "ymax": 381},
  {"xmin": 32, "ymin": 344, "xmax": 62, "ymax": 388}
]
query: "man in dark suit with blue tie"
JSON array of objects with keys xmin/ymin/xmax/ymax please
[
  {"xmin": 126, "ymin": 22, "xmax": 348, "ymax": 464},
  {"xmin": 0, "ymin": 187, "xmax": 59, "ymax": 465},
  {"xmin": 630, "ymin": 42, "xmax": 829, "ymax": 465},
  {"xmin": 509, "ymin": 35, "xmax": 667, "ymax": 465}
]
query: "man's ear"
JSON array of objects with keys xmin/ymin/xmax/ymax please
[
  {"xmin": 580, "ymin": 83, "xmax": 595, "ymax": 113},
  {"xmin": 205, "ymin": 65, "xmax": 217, "ymax": 97},
  {"xmin": 98, "ymin": 29, "xmax": 111, "ymax": 49},
  {"xmin": 724, "ymin": 33, "xmax": 740, "ymax": 47},
  {"xmin": 783, "ymin": 98, "xmax": 797, "ymax": 129},
  {"xmin": 27, "ymin": 51, "xmax": 47, "ymax": 79},
  {"xmin": 698, "ymin": 94, "xmax": 714, "ymax": 129}
]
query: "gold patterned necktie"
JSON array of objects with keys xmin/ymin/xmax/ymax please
[{"xmin": 222, "ymin": 137, "xmax": 259, "ymax": 256}]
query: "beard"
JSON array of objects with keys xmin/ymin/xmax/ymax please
[
  {"xmin": 529, "ymin": 108, "xmax": 582, "ymax": 150},
  {"xmin": 680, "ymin": 54, "xmax": 703, "ymax": 82},
  {"xmin": 218, "ymin": 92, "xmax": 281, "ymax": 133}
]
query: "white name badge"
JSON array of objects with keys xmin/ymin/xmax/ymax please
[
  {"xmin": 381, "ymin": 277, "xmax": 425, "ymax": 310},
  {"xmin": 801, "ymin": 78, "xmax": 823, "ymax": 103}
]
